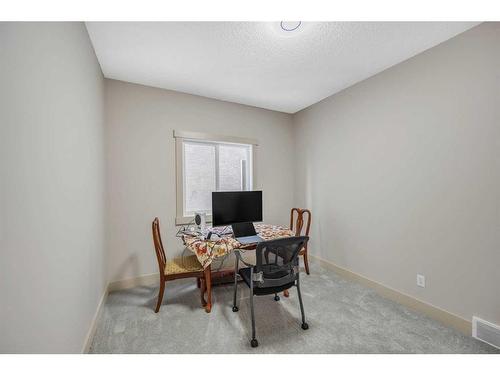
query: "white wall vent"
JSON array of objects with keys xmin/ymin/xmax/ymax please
[{"xmin": 472, "ymin": 316, "xmax": 500, "ymax": 349}]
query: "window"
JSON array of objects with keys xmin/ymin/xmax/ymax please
[{"xmin": 175, "ymin": 131, "xmax": 257, "ymax": 224}]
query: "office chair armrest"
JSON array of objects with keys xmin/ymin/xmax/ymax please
[{"xmin": 234, "ymin": 249, "xmax": 255, "ymax": 268}]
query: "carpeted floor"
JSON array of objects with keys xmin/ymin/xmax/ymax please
[{"xmin": 89, "ymin": 263, "xmax": 498, "ymax": 354}]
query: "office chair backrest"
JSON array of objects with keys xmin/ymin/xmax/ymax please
[
  {"xmin": 254, "ymin": 236, "xmax": 309, "ymax": 289},
  {"xmin": 152, "ymin": 217, "xmax": 167, "ymax": 274}
]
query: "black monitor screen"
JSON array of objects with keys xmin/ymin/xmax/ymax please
[{"xmin": 212, "ymin": 191, "xmax": 262, "ymax": 227}]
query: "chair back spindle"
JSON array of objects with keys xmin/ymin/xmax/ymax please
[
  {"xmin": 152, "ymin": 217, "xmax": 167, "ymax": 274},
  {"xmin": 290, "ymin": 208, "xmax": 311, "ymax": 237}
]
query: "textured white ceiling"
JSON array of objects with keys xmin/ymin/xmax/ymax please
[{"xmin": 86, "ymin": 22, "xmax": 479, "ymax": 113}]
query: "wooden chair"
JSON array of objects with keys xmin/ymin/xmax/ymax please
[
  {"xmin": 152, "ymin": 217, "xmax": 206, "ymax": 312},
  {"xmin": 290, "ymin": 208, "xmax": 312, "ymax": 275}
]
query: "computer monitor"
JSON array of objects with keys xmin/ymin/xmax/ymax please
[{"xmin": 212, "ymin": 191, "xmax": 263, "ymax": 227}]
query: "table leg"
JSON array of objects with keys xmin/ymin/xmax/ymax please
[
  {"xmin": 200, "ymin": 278, "xmax": 207, "ymax": 307},
  {"xmin": 204, "ymin": 265, "xmax": 212, "ymax": 313}
]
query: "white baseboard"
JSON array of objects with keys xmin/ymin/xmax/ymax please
[
  {"xmin": 309, "ymin": 254, "xmax": 472, "ymax": 336},
  {"xmin": 82, "ymin": 287, "xmax": 108, "ymax": 354}
]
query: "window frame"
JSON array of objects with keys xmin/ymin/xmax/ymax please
[{"xmin": 174, "ymin": 130, "xmax": 258, "ymax": 225}]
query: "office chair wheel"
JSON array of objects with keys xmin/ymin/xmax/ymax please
[
  {"xmin": 251, "ymin": 339, "xmax": 259, "ymax": 348},
  {"xmin": 232, "ymin": 306, "xmax": 239, "ymax": 312},
  {"xmin": 301, "ymin": 322, "xmax": 309, "ymax": 330},
  {"xmin": 274, "ymin": 295, "xmax": 280, "ymax": 301}
]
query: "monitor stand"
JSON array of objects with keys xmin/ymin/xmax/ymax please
[{"xmin": 231, "ymin": 222, "xmax": 257, "ymax": 238}]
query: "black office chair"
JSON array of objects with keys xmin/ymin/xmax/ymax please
[{"xmin": 232, "ymin": 236, "xmax": 310, "ymax": 347}]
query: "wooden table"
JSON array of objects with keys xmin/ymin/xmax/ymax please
[{"xmin": 182, "ymin": 224, "xmax": 294, "ymax": 313}]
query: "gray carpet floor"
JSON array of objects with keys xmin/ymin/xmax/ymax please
[{"xmin": 89, "ymin": 263, "xmax": 498, "ymax": 354}]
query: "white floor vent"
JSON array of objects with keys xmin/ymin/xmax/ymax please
[{"xmin": 472, "ymin": 316, "xmax": 500, "ymax": 349}]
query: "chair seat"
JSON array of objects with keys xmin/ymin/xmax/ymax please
[
  {"xmin": 165, "ymin": 255, "xmax": 203, "ymax": 275},
  {"xmin": 238, "ymin": 267, "xmax": 295, "ymax": 296}
]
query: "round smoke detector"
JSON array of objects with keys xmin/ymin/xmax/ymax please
[{"xmin": 280, "ymin": 21, "xmax": 302, "ymax": 32}]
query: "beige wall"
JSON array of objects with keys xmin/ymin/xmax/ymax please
[
  {"xmin": 293, "ymin": 23, "xmax": 500, "ymax": 326},
  {"xmin": 105, "ymin": 79, "xmax": 294, "ymax": 282},
  {"xmin": 0, "ymin": 23, "xmax": 106, "ymax": 352}
]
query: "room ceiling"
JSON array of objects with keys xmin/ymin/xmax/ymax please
[{"xmin": 86, "ymin": 22, "xmax": 479, "ymax": 114}]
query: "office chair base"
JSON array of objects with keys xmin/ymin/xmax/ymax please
[
  {"xmin": 250, "ymin": 339, "xmax": 259, "ymax": 348},
  {"xmin": 232, "ymin": 306, "xmax": 239, "ymax": 312},
  {"xmin": 274, "ymin": 295, "xmax": 280, "ymax": 301},
  {"xmin": 301, "ymin": 323, "xmax": 309, "ymax": 330}
]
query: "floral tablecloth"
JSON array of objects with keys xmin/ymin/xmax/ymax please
[{"xmin": 182, "ymin": 223, "xmax": 294, "ymax": 268}]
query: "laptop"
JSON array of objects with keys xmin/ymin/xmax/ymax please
[{"xmin": 232, "ymin": 222, "xmax": 263, "ymax": 245}]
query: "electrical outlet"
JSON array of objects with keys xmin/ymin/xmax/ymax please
[{"xmin": 417, "ymin": 274, "xmax": 426, "ymax": 288}]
